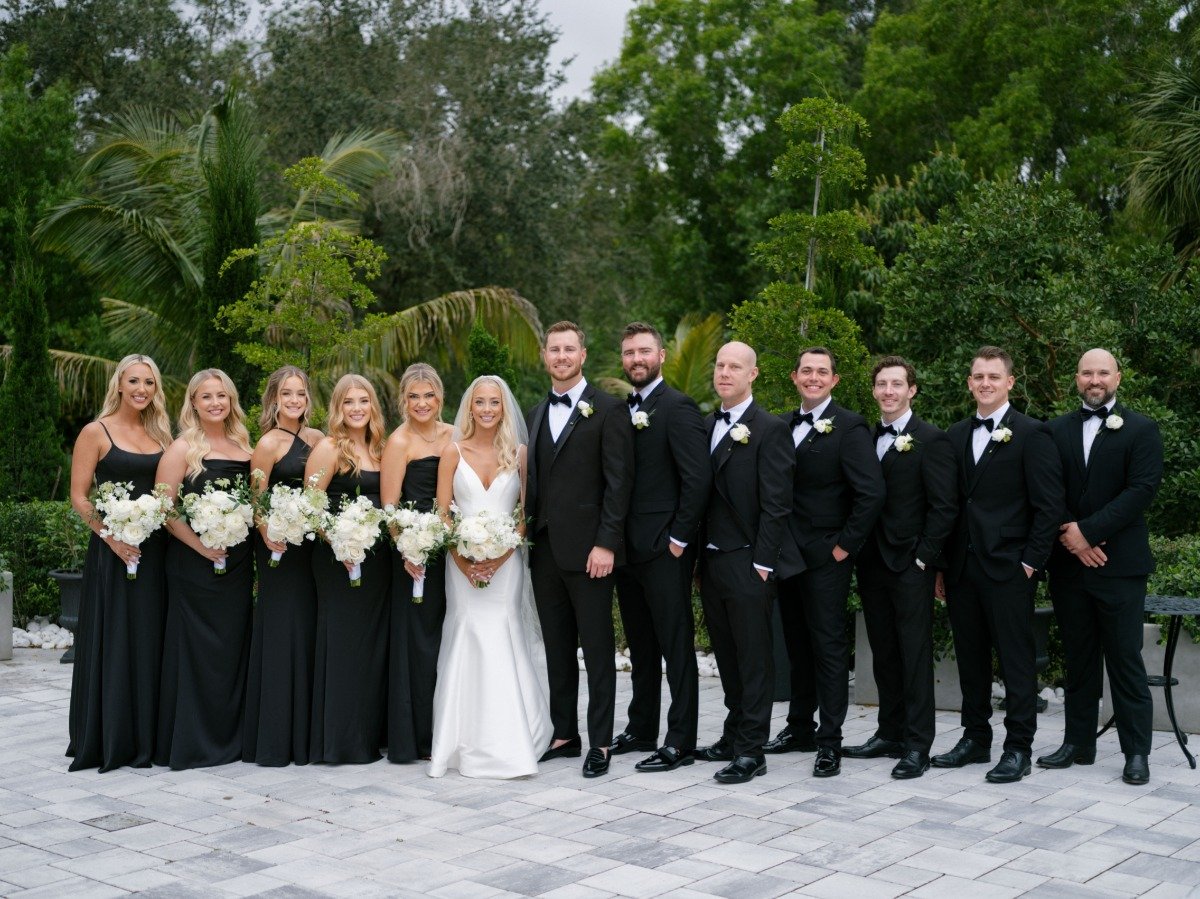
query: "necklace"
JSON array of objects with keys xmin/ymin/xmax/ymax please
[{"xmin": 410, "ymin": 423, "xmax": 441, "ymax": 445}]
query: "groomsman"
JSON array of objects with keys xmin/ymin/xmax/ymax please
[
  {"xmin": 932, "ymin": 346, "xmax": 1063, "ymax": 783},
  {"xmin": 1041, "ymin": 348, "xmax": 1162, "ymax": 785},
  {"xmin": 845, "ymin": 356, "xmax": 957, "ymax": 779},
  {"xmin": 696, "ymin": 341, "xmax": 796, "ymax": 784},
  {"xmin": 766, "ymin": 347, "xmax": 884, "ymax": 778},
  {"xmin": 527, "ymin": 321, "xmax": 634, "ymax": 778},
  {"xmin": 611, "ymin": 322, "xmax": 711, "ymax": 772}
]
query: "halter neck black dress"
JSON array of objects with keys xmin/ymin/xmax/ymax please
[
  {"xmin": 67, "ymin": 423, "xmax": 166, "ymax": 772},
  {"xmin": 244, "ymin": 429, "xmax": 316, "ymax": 766}
]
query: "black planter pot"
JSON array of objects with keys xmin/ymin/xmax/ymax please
[{"xmin": 49, "ymin": 569, "xmax": 83, "ymax": 664}]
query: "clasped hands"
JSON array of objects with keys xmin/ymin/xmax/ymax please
[{"xmin": 1059, "ymin": 521, "xmax": 1107, "ymax": 567}]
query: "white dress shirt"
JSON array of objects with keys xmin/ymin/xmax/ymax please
[
  {"xmin": 792, "ymin": 396, "xmax": 833, "ymax": 448},
  {"xmin": 627, "ymin": 376, "xmax": 662, "ymax": 419},
  {"xmin": 971, "ymin": 402, "xmax": 1010, "ymax": 464},
  {"xmin": 1082, "ymin": 399, "xmax": 1115, "ymax": 465},
  {"xmin": 710, "ymin": 395, "xmax": 753, "ymax": 453},
  {"xmin": 876, "ymin": 408, "xmax": 913, "ymax": 461},
  {"xmin": 547, "ymin": 378, "xmax": 588, "ymax": 442}
]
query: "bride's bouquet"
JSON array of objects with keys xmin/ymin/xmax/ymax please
[
  {"xmin": 92, "ymin": 481, "xmax": 174, "ymax": 579},
  {"xmin": 252, "ymin": 471, "xmax": 329, "ymax": 567},
  {"xmin": 385, "ymin": 503, "xmax": 449, "ymax": 603},
  {"xmin": 179, "ymin": 476, "xmax": 254, "ymax": 574},
  {"xmin": 449, "ymin": 507, "xmax": 524, "ymax": 588},
  {"xmin": 322, "ymin": 494, "xmax": 386, "ymax": 586}
]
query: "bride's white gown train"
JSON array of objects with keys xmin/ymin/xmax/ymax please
[{"xmin": 428, "ymin": 457, "xmax": 552, "ymax": 778}]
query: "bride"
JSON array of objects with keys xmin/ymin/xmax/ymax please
[{"xmin": 428, "ymin": 375, "xmax": 552, "ymax": 778}]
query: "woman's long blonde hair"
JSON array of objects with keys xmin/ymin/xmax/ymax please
[
  {"xmin": 97, "ymin": 354, "xmax": 172, "ymax": 449},
  {"xmin": 327, "ymin": 374, "xmax": 386, "ymax": 475},
  {"xmin": 178, "ymin": 368, "xmax": 252, "ymax": 480},
  {"xmin": 453, "ymin": 375, "xmax": 522, "ymax": 472},
  {"xmin": 259, "ymin": 365, "xmax": 312, "ymax": 434},
  {"xmin": 396, "ymin": 363, "xmax": 444, "ymax": 423}
]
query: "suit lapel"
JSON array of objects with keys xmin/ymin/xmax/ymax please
[
  {"xmin": 967, "ymin": 410, "xmax": 1011, "ymax": 494},
  {"xmin": 951, "ymin": 420, "xmax": 973, "ymax": 495},
  {"xmin": 553, "ymin": 383, "xmax": 592, "ymax": 459},
  {"xmin": 528, "ymin": 399, "xmax": 548, "ymax": 474},
  {"xmin": 1067, "ymin": 411, "xmax": 1087, "ymax": 477},
  {"xmin": 640, "ymin": 381, "xmax": 666, "ymax": 416},
  {"xmin": 1083, "ymin": 403, "xmax": 1117, "ymax": 480},
  {"xmin": 712, "ymin": 403, "xmax": 754, "ymax": 474},
  {"xmin": 880, "ymin": 415, "xmax": 915, "ymax": 475}
]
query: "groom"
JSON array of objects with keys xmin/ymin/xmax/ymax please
[{"xmin": 527, "ymin": 321, "xmax": 635, "ymax": 778}]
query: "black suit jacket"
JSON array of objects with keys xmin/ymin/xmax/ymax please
[
  {"xmin": 945, "ymin": 408, "xmax": 1064, "ymax": 584},
  {"xmin": 624, "ymin": 381, "xmax": 712, "ymax": 564},
  {"xmin": 702, "ymin": 400, "xmax": 797, "ymax": 575},
  {"xmin": 1046, "ymin": 403, "xmax": 1163, "ymax": 578},
  {"xmin": 526, "ymin": 382, "xmax": 635, "ymax": 571},
  {"xmin": 782, "ymin": 400, "xmax": 885, "ymax": 570},
  {"xmin": 866, "ymin": 414, "xmax": 958, "ymax": 573}
]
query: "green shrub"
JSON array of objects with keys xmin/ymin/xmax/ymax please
[
  {"xmin": 0, "ymin": 500, "xmax": 90, "ymax": 625},
  {"xmin": 1148, "ymin": 533, "xmax": 1200, "ymax": 643}
]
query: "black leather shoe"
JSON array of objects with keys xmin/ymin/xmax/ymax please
[
  {"xmin": 695, "ymin": 738, "xmax": 734, "ymax": 762},
  {"xmin": 812, "ymin": 746, "xmax": 841, "ymax": 777},
  {"xmin": 762, "ymin": 727, "xmax": 818, "ymax": 754},
  {"xmin": 891, "ymin": 750, "xmax": 931, "ymax": 779},
  {"xmin": 713, "ymin": 755, "xmax": 766, "ymax": 784},
  {"xmin": 843, "ymin": 735, "xmax": 905, "ymax": 759},
  {"xmin": 1122, "ymin": 754, "xmax": 1150, "ymax": 785},
  {"xmin": 635, "ymin": 746, "xmax": 694, "ymax": 772},
  {"xmin": 539, "ymin": 735, "xmax": 582, "ymax": 762},
  {"xmin": 1036, "ymin": 743, "xmax": 1096, "ymax": 769},
  {"xmin": 610, "ymin": 732, "xmax": 656, "ymax": 755},
  {"xmin": 985, "ymin": 750, "xmax": 1032, "ymax": 783},
  {"xmin": 931, "ymin": 737, "xmax": 991, "ymax": 768},
  {"xmin": 582, "ymin": 747, "xmax": 610, "ymax": 778}
]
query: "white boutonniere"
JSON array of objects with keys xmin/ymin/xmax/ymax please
[
  {"xmin": 893, "ymin": 434, "xmax": 915, "ymax": 452},
  {"xmin": 631, "ymin": 410, "xmax": 651, "ymax": 430},
  {"xmin": 814, "ymin": 417, "xmax": 835, "ymax": 434},
  {"xmin": 729, "ymin": 423, "xmax": 751, "ymax": 444},
  {"xmin": 1105, "ymin": 414, "xmax": 1123, "ymax": 431},
  {"xmin": 991, "ymin": 426, "xmax": 1013, "ymax": 443},
  {"xmin": 577, "ymin": 400, "xmax": 593, "ymax": 418}
]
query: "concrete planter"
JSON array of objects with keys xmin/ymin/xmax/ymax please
[
  {"xmin": 1, "ymin": 571, "xmax": 12, "ymax": 661},
  {"xmin": 852, "ymin": 612, "xmax": 964, "ymax": 712}
]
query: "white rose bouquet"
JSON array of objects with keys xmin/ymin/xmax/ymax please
[
  {"xmin": 450, "ymin": 508, "xmax": 523, "ymax": 588},
  {"xmin": 92, "ymin": 481, "xmax": 173, "ymax": 579},
  {"xmin": 253, "ymin": 471, "xmax": 329, "ymax": 567},
  {"xmin": 385, "ymin": 503, "xmax": 449, "ymax": 602},
  {"xmin": 180, "ymin": 476, "xmax": 255, "ymax": 574},
  {"xmin": 322, "ymin": 494, "xmax": 386, "ymax": 587}
]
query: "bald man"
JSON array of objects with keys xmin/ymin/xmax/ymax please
[
  {"xmin": 1042, "ymin": 349, "xmax": 1163, "ymax": 785},
  {"xmin": 695, "ymin": 342, "xmax": 797, "ymax": 784}
]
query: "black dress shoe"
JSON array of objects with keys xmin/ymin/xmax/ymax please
[
  {"xmin": 891, "ymin": 750, "xmax": 931, "ymax": 779},
  {"xmin": 610, "ymin": 732, "xmax": 656, "ymax": 755},
  {"xmin": 582, "ymin": 747, "xmax": 610, "ymax": 778},
  {"xmin": 1036, "ymin": 743, "xmax": 1096, "ymax": 769},
  {"xmin": 762, "ymin": 727, "xmax": 818, "ymax": 754},
  {"xmin": 695, "ymin": 738, "xmax": 734, "ymax": 762},
  {"xmin": 843, "ymin": 735, "xmax": 905, "ymax": 759},
  {"xmin": 812, "ymin": 746, "xmax": 841, "ymax": 778},
  {"xmin": 539, "ymin": 735, "xmax": 582, "ymax": 762},
  {"xmin": 1123, "ymin": 754, "xmax": 1150, "ymax": 785},
  {"xmin": 931, "ymin": 737, "xmax": 991, "ymax": 768},
  {"xmin": 713, "ymin": 755, "xmax": 766, "ymax": 784},
  {"xmin": 635, "ymin": 746, "xmax": 694, "ymax": 772},
  {"xmin": 986, "ymin": 750, "xmax": 1032, "ymax": 783}
]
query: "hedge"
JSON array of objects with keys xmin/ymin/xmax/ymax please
[{"xmin": 0, "ymin": 501, "xmax": 90, "ymax": 626}]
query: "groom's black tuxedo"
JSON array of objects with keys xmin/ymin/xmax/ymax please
[
  {"xmin": 1046, "ymin": 402, "xmax": 1162, "ymax": 756},
  {"xmin": 700, "ymin": 399, "xmax": 794, "ymax": 756},
  {"xmin": 615, "ymin": 381, "xmax": 710, "ymax": 751},
  {"xmin": 526, "ymin": 381, "xmax": 634, "ymax": 750}
]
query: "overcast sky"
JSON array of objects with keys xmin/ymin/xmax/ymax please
[{"xmin": 539, "ymin": 0, "xmax": 635, "ymax": 100}]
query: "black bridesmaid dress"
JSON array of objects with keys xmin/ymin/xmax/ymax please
[
  {"xmin": 67, "ymin": 423, "xmax": 167, "ymax": 772},
  {"xmin": 310, "ymin": 468, "xmax": 391, "ymax": 764},
  {"xmin": 243, "ymin": 430, "xmax": 315, "ymax": 766},
  {"xmin": 387, "ymin": 455, "xmax": 447, "ymax": 762},
  {"xmin": 155, "ymin": 458, "xmax": 254, "ymax": 770}
]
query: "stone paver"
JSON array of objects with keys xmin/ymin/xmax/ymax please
[{"xmin": 2, "ymin": 648, "xmax": 1199, "ymax": 897}]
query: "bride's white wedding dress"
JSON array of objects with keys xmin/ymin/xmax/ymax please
[{"xmin": 428, "ymin": 453, "xmax": 552, "ymax": 778}]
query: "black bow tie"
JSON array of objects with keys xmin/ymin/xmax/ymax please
[
  {"xmin": 875, "ymin": 423, "xmax": 897, "ymax": 440},
  {"xmin": 627, "ymin": 392, "xmax": 643, "ymax": 408},
  {"xmin": 972, "ymin": 417, "xmax": 994, "ymax": 432},
  {"xmin": 716, "ymin": 410, "xmax": 732, "ymax": 424},
  {"xmin": 547, "ymin": 392, "xmax": 571, "ymax": 407},
  {"xmin": 791, "ymin": 410, "xmax": 814, "ymax": 428},
  {"xmin": 1080, "ymin": 406, "xmax": 1108, "ymax": 420}
]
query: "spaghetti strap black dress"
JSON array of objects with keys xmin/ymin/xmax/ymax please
[
  {"xmin": 244, "ymin": 430, "xmax": 316, "ymax": 766},
  {"xmin": 67, "ymin": 423, "xmax": 166, "ymax": 772},
  {"xmin": 310, "ymin": 468, "xmax": 391, "ymax": 763},
  {"xmin": 387, "ymin": 455, "xmax": 446, "ymax": 762},
  {"xmin": 155, "ymin": 458, "xmax": 254, "ymax": 770}
]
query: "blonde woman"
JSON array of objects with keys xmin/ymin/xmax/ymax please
[
  {"xmin": 244, "ymin": 366, "xmax": 324, "ymax": 767},
  {"xmin": 428, "ymin": 375, "xmax": 551, "ymax": 779},
  {"xmin": 154, "ymin": 369, "xmax": 254, "ymax": 770},
  {"xmin": 305, "ymin": 374, "xmax": 391, "ymax": 763},
  {"xmin": 381, "ymin": 363, "xmax": 453, "ymax": 762},
  {"xmin": 67, "ymin": 354, "xmax": 172, "ymax": 772}
]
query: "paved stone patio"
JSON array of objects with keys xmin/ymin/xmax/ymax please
[{"xmin": 2, "ymin": 648, "xmax": 1199, "ymax": 898}]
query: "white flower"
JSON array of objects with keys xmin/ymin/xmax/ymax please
[
  {"xmin": 577, "ymin": 400, "xmax": 593, "ymax": 418},
  {"xmin": 729, "ymin": 423, "xmax": 751, "ymax": 444},
  {"xmin": 991, "ymin": 426, "xmax": 1013, "ymax": 443},
  {"xmin": 180, "ymin": 476, "xmax": 254, "ymax": 572},
  {"xmin": 894, "ymin": 434, "xmax": 915, "ymax": 452},
  {"xmin": 92, "ymin": 481, "xmax": 172, "ymax": 578},
  {"xmin": 631, "ymin": 410, "xmax": 650, "ymax": 430},
  {"xmin": 450, "ymin": 508, "xmax": 523, "ymax": 587},
  {"xmin": 814, "ymin": 417, "xmax": 835, "ymax": 434},
  {"xmin": 323, "ymin": 494, "xmax": 386, "ymax": 585},
  {"xmin": 1105, "ymin": 414, "xmax": 1124, "ymax": 431}
]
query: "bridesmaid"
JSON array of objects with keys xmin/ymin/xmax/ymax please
[
  {"xmin": 243, "ymin": 366, "xmax": 324, "ymax": 766},
  {"xmin": 67, "ymin": 354, "xmax": 172, "ymax": 772},
  {"xmin": 155, "ymin": 369, "xmax": 255, "ymax": 769},
  {"xmin": 306, "ymin": 374, "xmax": 392, "ymax": 764},
  {"xmin": 382, "ymin": 363, "xmax": 453, "ymax": 762}
]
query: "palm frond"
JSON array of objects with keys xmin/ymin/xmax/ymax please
[
  {"xmin": 2, "ymin": 346, "xmax": 111, "ymax": 415},
  {"xmin": 663, "ymin": 312, "xmax": 724, "ymax": 411},
  {"xmin": 286, "ymin": 129, "xmax": 403, "ymax": 226},
  {"xmin": 101, "ymin": 298, "xmax": 199, "ymax": 377}
]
